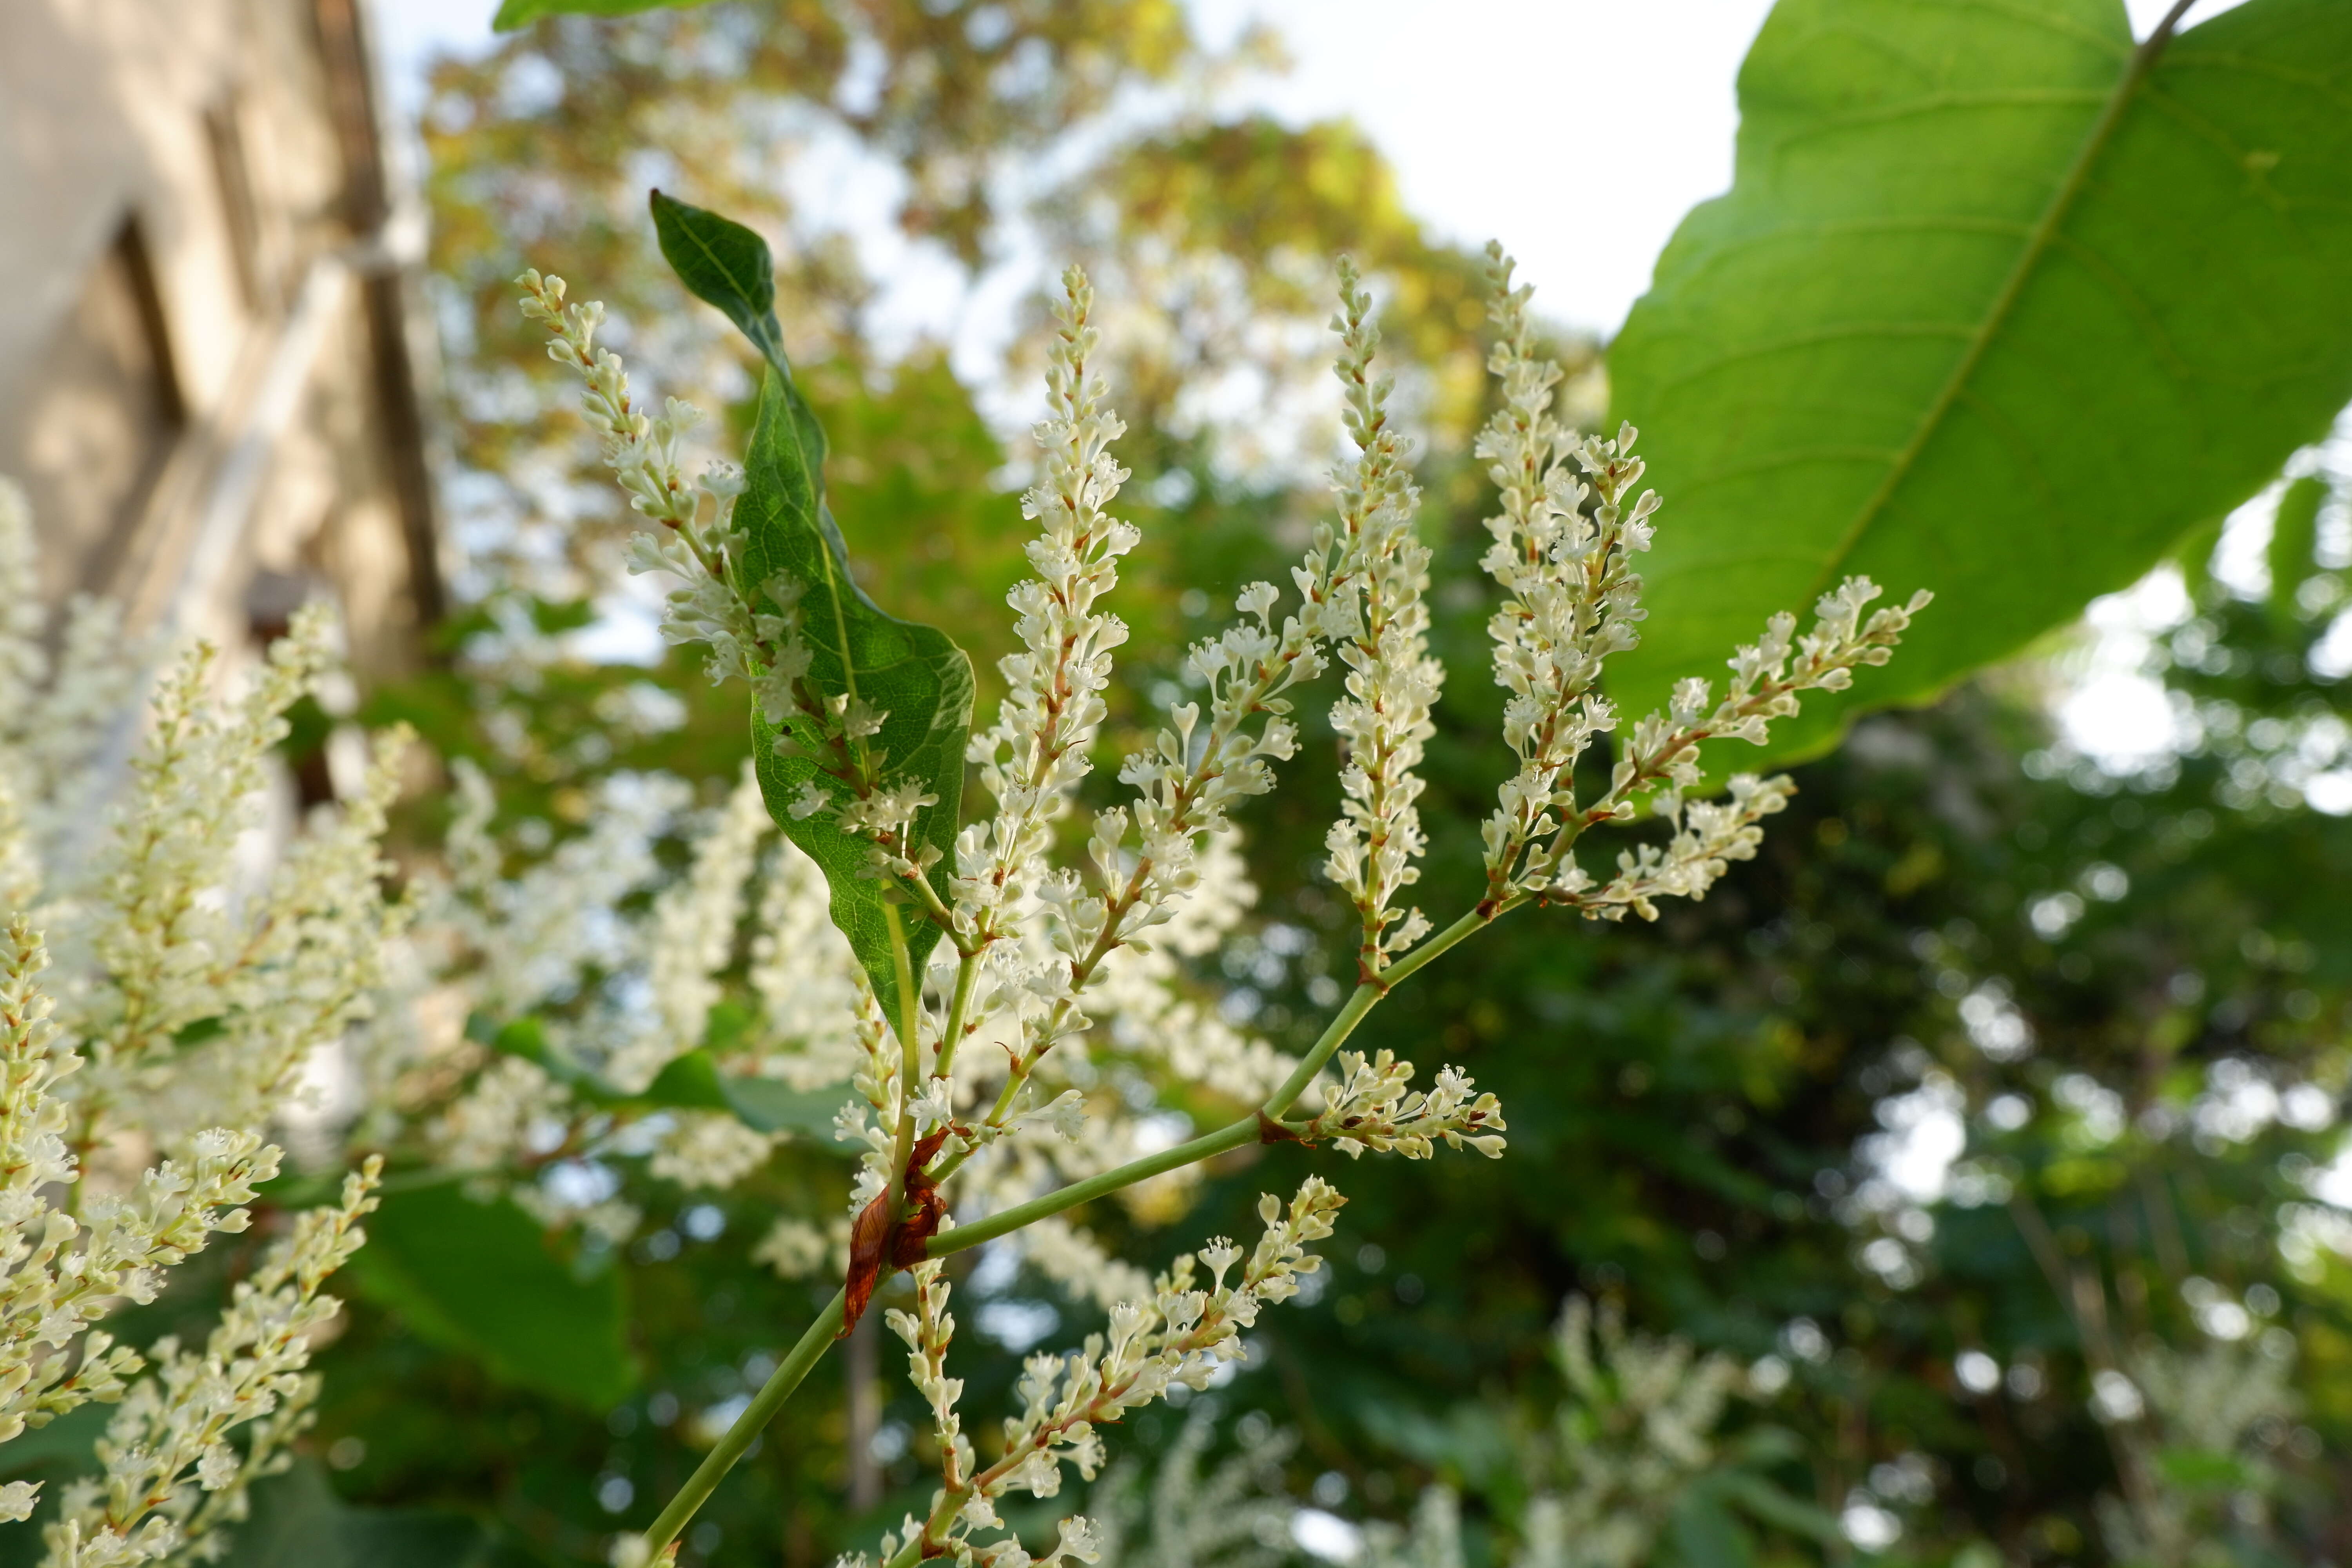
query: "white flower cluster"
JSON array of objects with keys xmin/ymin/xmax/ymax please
[
  {"xmin": 748, "ymin": 831, "xmax": 872, "ymax": 1090},
  {"xmin": 956, "ymin": 268, "xmax": 1136, "ymax": 947},
  {"xmin": 610, "ymin": 765, "xmax": 776, "ymax": 1094},
  {"xmin": 409, "ymin": 744, "xmax": 1270, "ymax": 1283},
  {"xmin": 521, "ymin": 270, "xmax": 949, "ymax": 892},
  {"xmin": 1340, "ymin": 1296, "xmax": 1753, "ymax": 1568},
  {"xmin": 0, "ymin": 484, "xmax": 148, "ymax": 902},
  {"xmin": 1472, "ymin": 248, "xmax": 1931, "ymax": 922},
  {"xmin": 1544, "ymin": 1293, "xmax": 1748, "ymax": 1558},
  {"xmin": 510, "ymin": 266, "xmax": 1334, "ymax": 1310},
  {"xmin": 1305, "ymin": 1048, "xmax": 1506, "ymax": 1160},
  {"xmin": 515, "ymin": 271, "xmax": 711, "ymax": 536},
  {"xmin": 0, "ymin": 924, "xmax": 277, "ymax": 1448},
  {"xmin": 513, "ymin": 244, "xmax": 1928, "ymax": 1563},
  {"xmin": 0, "ymin": 483, "xmax": 401, "ymax": 1561},
  {"xmin": 39, "ymin": 1160, "xmax": 382, "ymax": 1568},
  {"xmin": 434, "ymin": 760, "xmax": 691, "ymax": 1019},
  {"xmin": 2097, "ymin": 1336, "xmax": 2300, "ymax": 1566},
  {"xmin": 846, "ymin": 1177, "xmax": 1343, "ymax": 1568},
  {"xmin": 1321, "ymin": 261, "xmax": 1442, "ymax": 978},
  {"xmin": 1083, "ymin": 1407, "xmax": 1299, "ymax": 1568},
  {"xmin": 898, "ymin": 264, "xmax": 1423, "ymax": 1174},
  {"xmin": 34, "ymin": 605, "xmax": 414, "ymax": 1147},
  {"xmin": 420, "ymin": 763, "xmax": 785, "ymax": 1200}
]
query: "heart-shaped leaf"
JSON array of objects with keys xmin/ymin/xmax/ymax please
[
  {"xmin": 1606, "ymin": 0, "xmax": 2352, "ymax": 763},
  {"xmin": 651, "ymin": 191, "xmax": 974, "ymax": 1006}
]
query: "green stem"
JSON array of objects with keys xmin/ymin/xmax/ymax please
[
  {"xmin": 931, "ymin": 1113, "xmax": 1263, "ymax": 1260},
  {"xmin": 896, "ymin": 865, "xmax": 968, "ymax": 948},
  {"xmin": 640, "ymin": 899, "xmax": 1497, "ymax": 1551},
  {"xmin": 932, "ymin": 973, "xmax": 1388, "ymax": 1259},
  {"xmin": 639, "ymin": 1289, "xmax": 845, "ymax": 1557},
  {"xmin": 1372, "ymin": 904, "xmax": 1499, "ymax": 993},
  {"xmin": 933, "ymin": 951, "xmax": 981, "ymax": 1083},
  {"xmin": 883, "ymin": 900, "xmax": 923, "ymax": 1211}
]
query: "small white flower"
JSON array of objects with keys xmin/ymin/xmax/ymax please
[{"xmin": 196, "ymin": 1443, "xmax": 238, "ymax": 1492}]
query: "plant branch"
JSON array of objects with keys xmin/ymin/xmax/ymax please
[
  {"xmin": 641, "ymin": 900, "xmax": 1499, "ymax": 1553},
  {"xmin": 883, "ymin": 899, "xmax": 924, "ymax": 1216},
  {"xmin": 933, "ymin": 950, "xmax": 981, "ymax": 1082},
  {"xmin": 638, "ymin": 1288, "xmax": 846, "ymax": 1558}
]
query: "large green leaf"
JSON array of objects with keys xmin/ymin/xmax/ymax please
[
  {"xmin": 234, "ymin": 1461, "xmax": 506, "ymax": 1568},
  {"xmin": 1607, "ymin": 0, "xmax": 2352, "ymax": 762},
  {"xmin": 348, "ymin": 1184, "xmax": 634, "ymax": 1409},
  {"xmin": 492, "ymin": 0, "xmax": 715, "ymax": 29},
  {"xmin": 650, "ymin": 191, "xmax": 973, "ymax": 1005}
]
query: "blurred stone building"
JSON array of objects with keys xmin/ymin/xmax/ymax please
[{"xmin": 0, "ymin": 0, "xmax": 440, "ymax": 684}]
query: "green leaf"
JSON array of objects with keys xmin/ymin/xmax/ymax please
[
  {"xmin": 169, "ymin": 1014, "xmax": 226, "ymax": 1050},
  {"xmin": 470, "ymin": 1012, "xmax": 854, "ymax": 1149},
  {"xmin": 2154, "ymin": 1443, "xmax": 2256, "ymax": 1491},
  {"xmin": 1607, "ymin": 0, "xmax": 2352, "ymax": 764},
  {"xmin": 492, "ymin": 0, "xmax": 716, "ymax": 30},
  {"xmin": 1710, "ymin": 1468, "xmax": 1847, "ymax": 1544},
  {"xmin": 2269, "ymin": 474, "xmax": 2327, "ymax": 611},
  {"xmin": 717, "ymin": 1076, "xmax": 860, "ymax": 1138},
  {"xmin": 641, "ymin": 1050, "xmax": 861, "ymax": 1144},
  {"xmin": 234, "ymin": 1461, "xmax": 502, "ymax": 1568},
  {"xmin": 650, "ymin": 191, "xmax": 974, "ymax": 1005},
  {"xmin": 650, "ymin": 190, "xmax": 789, "ymax": 370},
  {"xmin": 348, "ymin": 1184, "xmax": 634, "ymax": 1409},
  {"xmin": 472, "ymin": 1013, "xmax": 626, "ymax": 1107},
  {"xmin": 1666, "ymin": 1485, "xmax": 1757, "ymax": 1568},
  {"xmin": 0, "ymin": 1400, "xmax": 110, "ymax": 1477}
]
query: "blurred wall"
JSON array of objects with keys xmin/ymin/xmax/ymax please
[{"xmin": 0, "ymin": 0, "xmax": 441, "ymax": 684}]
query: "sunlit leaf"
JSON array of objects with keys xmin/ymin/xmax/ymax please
[
  {"xmin": 1608, "ymin": 0, "xmax": 2352, "ymax": 763},
  {"xmin": 2269, "ymin": 473, "xmax": 2327, "ymax": 620}
]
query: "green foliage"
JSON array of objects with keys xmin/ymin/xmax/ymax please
[
  {"xmin": 1608, "ymin": 0, "xmax": 2352, "ymax": 764},
  {"xmin": 1102, "ymin": 476, "xmax": 2349, "ymax": 1567},
  {"xmin": 649, "ymin": 192, "xmax": 793, "ymax": 373},
  {"xmin": 0, "ymin": 1424, "xmax": 506, "ymax": 1568},
  {"xmin": 2267, "ymin": 474, "xmax": 2325, "ymax": 627},
  {"xmin": 652, "ymin": 191, "xmax": 975, "ymax": 1004},
  {"xmin": 296, "ymin": 4, "xmax": 2352, "ymax": 1562},
  {"xmin": 494, "ymin": 0, "xmax": 716, "ymax": 29},
  {"xmin": 428, "ymin": 0, "xmax": 1203, "ymax": 616},
  {"xmin": 235, "ymin": 1461, "xmax": 507, "ymax": 1567},
  {"xmin": 350, "ymin": 1185, "xmax": 636, "ymax": 1410},
  {"xmin": 476, "ymin": 1013, "xmax": 857, "ymax": 1142}
]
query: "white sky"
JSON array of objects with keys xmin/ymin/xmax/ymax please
[{"xmin": 375, "ymin": 0, "xmax": 2227, "ymax": 339}]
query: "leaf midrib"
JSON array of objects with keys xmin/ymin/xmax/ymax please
[{"xmin": 1806, "ymin": 2, "xmax": 2198, "ymax": 602}]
